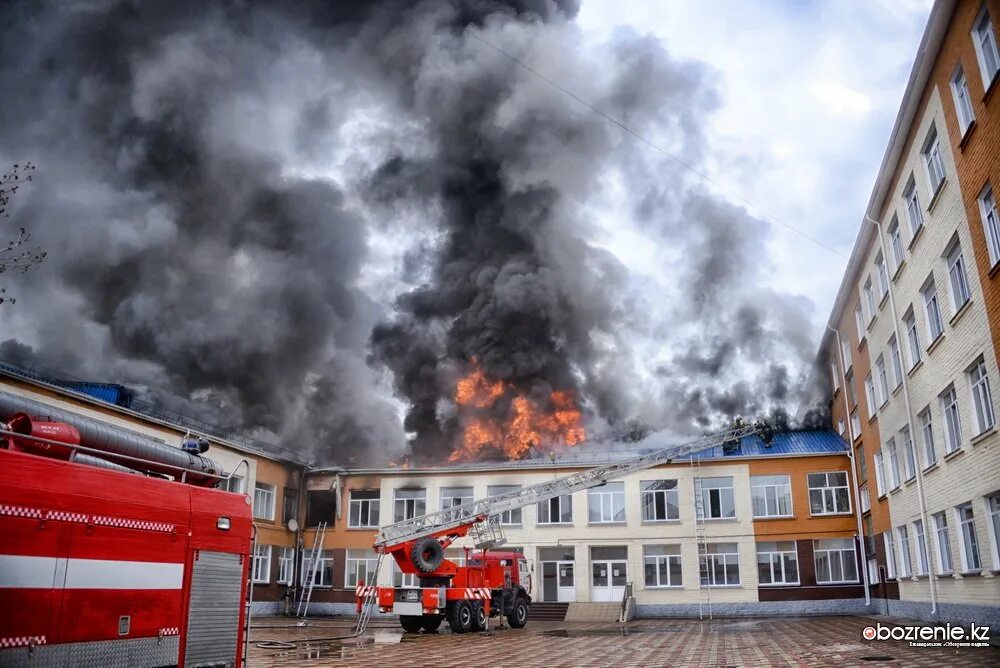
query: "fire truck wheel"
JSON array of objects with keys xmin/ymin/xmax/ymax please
[
  {"xmin": 507, "ymin": 597, "xmax": 528, "ymax": 628},
  {"xmin": 400, "ymin": 615, "xmax": 424, "ymax": 633},
  {"xmin": 470, "ymin": 602, "xmax": 487, "ymax": 631},
  {"xmin": 421, "ymin": 614, "xmax": 443, "ymax": 632},
  {"xmin": 447, "ymin": 601, "xmax": 473, "ymax": 633},
  {"xmin": 411, "ymin": 537, "xmax": 445, "ymax": 572}
]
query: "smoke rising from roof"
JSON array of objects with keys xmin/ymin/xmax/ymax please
[{"xmin": 0, "ymin": 0, "xmax": 827, "ymax": 464}]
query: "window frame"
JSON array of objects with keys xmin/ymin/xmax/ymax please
[
  {"xmin": 864, "ymin": 373, "xmax": 877, "ymax": 417},
  {"xmin": 888, "ymin": 216, "xmax": 905, "ymax": 272},
  {"xmin": 874, "ymin": 450, "xmax": 886, "ymax": 497},
  {"xmin": 897, "ymin": 526, "xmax": 912, "ymax": 578},
  {"xmin": 813, "ymin": 538, "xmax": 859, "ymax": 584},
  {"xmin": 972, "ymin": 4, "xmax": 1000, "ymax": 88},
  {"xmin": 488, "ymin": 485, "xmax": 523, "ymax": 526},
  {"xmin": 940, "ymin": 385, "xmax": 963, "ymax": 454},
  {"xmin": 756, "ymin": 541, "xmax": 799, "ymax": 586},
  {"xmin": 253, "ymin": 482, "xmax": 276, "ymax": 521},
  {"xmin": 914, "ymin": 519, "xmax": 929, "ymax": 575},
  {"xmin": 252, "ymin": 544, "xmax": 272, "ymax": 584},
  {"xmin": 918, "ymin": 407, "xmax": 936, "ymax": 469},
  {"xmin": 807, "ymin": 471, "xmax": 851, "ymax": 516},
  {"xmin": 643, "ymin": 544, "xmax": 682, "ymax": 588},
  {"xmin": 884, "ymin": 532, "xmax": 897, "ymax": 580},
  {"xmin": 933, "ymin": 511, "xmax": 953, "ymax": 575},
  {"xmin": 875, "ymin": 355, "xmax": 889, "ymax": 407},
  {"xmin": 904, "ymin": 308, "xmax": 921, "ymax": 368},
  {"xmin": 955, "ymin": 502, "xmax": 982, "ymax": 573},
  {"xmin": 921, "ymin": 124, "xmax": 946, "ymax": 194},
  {"xmin": 348, "ymin": 489, "xmax": 381, "ymax": 529},
  {"xmin": 695, "ymin": 477, "xmax": 736, "ymax": 520},
  {"xmin": 945, "ymin": 240, "xmax": 971, "ymax": 313},
  {"xmin": 968, "ymin": 357, "xmax": 996, "ymax": 436},
  {"xmin": 699, "ymin": 543, "xmax": 740, "ymax": 587},
  {"xmin": 300, "ymin": 550, "xmax": 334, "ymax": 588},
  {"xmin": 889, "ymin": 335, "xmax": 903, "ymax": 390},
  {"xmin": 538, "ymin": 494, "xmax": 574, "ymax": 525},
  {"xmin": 587, "ymin": 481, "xmax": 626, "ymax": 524},
  {"xmin": 345, "ymin": 549, "xmax": 380, "ymax": 589},
  {"xmin": 922, "ymin": 279, "xmax": 944, "ymax": 343},
  {"xmin": 901, "ymin": 427, "xmax": 916, "ymax": 482},
  {"xmin": 980, "ymin": 184, "xmax": 1000, "ymax": 268},
  {"xmin": 277, "ymin": 546, "xmax": 295, "ymax": 585},
  {"xmin": 393, "ymin": 488, "xmax": 427, "ymax": 523},
  {"xmin": 903, "ymin": 175, "xmax": 923, "ymax": 237},
  {"xmin": 441, "ymin": 486, "xmax": 474, "ymax": 511},
  {"xmin": 640, "ymin": 480, "xmax": 679, "ymax": 523},
  {"xmin": 950, "ymin": 65, "xmax": 976, "ymax": 133},
  {"xmin": 750, "ymin": 475, "xmax": 793, "ymax": 519},
  {"xmin": 986, "ymin": 493, "xmax": 1000, "ymax": 571}
]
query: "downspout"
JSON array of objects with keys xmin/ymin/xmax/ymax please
[
  {"xmin": 827, "ymin": 325, "xmax": 872, "ymax": 606},
  {"xmin": 864, "ymin": 213, "xmax": 938, "ymax": 615}
]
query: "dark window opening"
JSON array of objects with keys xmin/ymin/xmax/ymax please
[{"xmin": 306, "ymin": 491, "xmax": 336, "ymax": 528}]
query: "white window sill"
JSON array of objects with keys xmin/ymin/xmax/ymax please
[
  {"xmin": 252, "ymin": 580, "xmax": 270, "ymax": 585},
  {"xmin": 926, "ymin": 178, "xmax": 947, "ymax": 214},
  {"xmin": 699, "ymin": 517, "xmax": 739, "ymax": 522},
  {"xmin": 587, "ymin": 522, "xmax": 626, "ymax": 526},
  {"xmin": 537, "ymin": 522, "xmax": 575, "ymax": 527},
  {"xmin": 816, "ymin": 580, "xmax": 860, "ymax": 586},
  {"xmin": 347, "ymin": 526, "xmax": 379, "ymax": 531},
  {"xmin": 970, "ymin": 427, "xmax": 996, "ymax": 446},
  {"xmin": 758, "ymin": 582, "xmax": 801, "ymax": 587},
  {"xmin": 641, "ymin": 519, "xmax": 681, "ymax": 525},
  {"xmin": 810, "ymin": 511, "xmax": 854, "ymax": 517},
  {"xmin": 925, "ymin": 333, "xmax": 945, "ymax": 355},
  {"xmin": 949, "ymin": 299, "xmax": 972, "ymax": 326},
  {"xmin": 752, "ymin": 515, "xmax": 796, "ymax": 521},
  {"xmin": 644, "ymin": 585, "xmax": 683, "ymax": 590},
  {"xmin": 943, "ymin": 447, "xmax": 964, "ymax": 462},
  {"xmin": 700, "ymin": 584, "xmax": 742, "ymax": 589},
  {"xmin": 907, "ymin": 359, "xmax": 924, "ymax": 378},
  {"xmin": 907, "ymin": 223, "xmax": 925, "ymax": 251}
]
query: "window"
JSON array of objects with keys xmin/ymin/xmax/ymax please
[
  {"xmin": 301, "ymin": 550, "xmax": 334, "ymax": 588},
  {"xmin": 904, "ymin": 176, "xmax": 923, "ymax": 236},
  {"xmin": 349, "ymin": 490, "xmax": 381, "ymax": 528},
  {"xmin": 886, "ymin": 438, "xmax": 900, "ymax": 490},
  {"xmin": 884, "ymin": 532, "xmax": 897, "ymax": 579},
  {"xmin": 282, "ymin": 489, "xmax": 298, "ymax": 525},
  {"xmin": 394, "ymin": 488, "xmax": 426, "ymax": 522},
  {"xmin": 922, "ymin": 125, "xmax": 945, "ymax": 193},
  {"xmin": 863, "ymin": 278, "xmax": 876, "ymax": 323},
  {"xmin": 858, "ymin": 446, "xmax": 868, "ymax": 484},
  {"xmin": 864, "ymin": 374, "xmax": 877, "ymax": 417},
  {"xmin": 851, "ymin": 410, "xmax": 861, "ymax": 441},
  {"xmin": 393, "ymin": 562, "xmax": 418, "ymax": 588},
  {"xmin": 972, "ymin": 5, "xmax": 1000, "ymax": 87},
  {"xmin": 252, "ymin": 544, "xmax": 272, "ymax": 584},
  {"xmin": 808, "ymin": 472, "xmax": 850, "ymax": 515},
  {"xmin": 922, "ymin": 280, "xmax": 944, "ymax": 342},
  {"xmin": 946, "ymin": 241, "xmax": 971, "ymax": 312},
  {"xmin": 588, "ymin": 482, "xmax": 625, "ymax": 523},
  {"xmin": 969, "ymin": 357, "xmax": 996, "ymax": 435},
  {"xmin": 846, "ymin": 370, "xmax": 857, "ymax": 408},
  {"xmin": 860, "ymin": 484, "xmax": 871, "ymax": 513},
  {"xmin": 487, "ymin": 485, "xmax": 522, "ymax": 525},
  {"xmin": 875, "ymin": 355, "xmax": 889, "ymax": 406},
  {"xmin": 841, "ymin": 338, "xmax": 853, "ymax": 372},
  {"xmin": 855, "ymin": 306, "xmax": 865, "ymax": 342},
  {"xmin": 641, "ymin": 480, "xmax": 679, "ymax": 522},
  {"xmin": 904, "ymin": 309, "xmax": 921, "ymax": 368},
  {"xmin": 644, "ymin": 545, "xmax": 682, "ymax": 588},
  {"xmin": 756, "ymin": 541, "xmax": 798, "ymax": 586},
  {"xmin": 933, "ymin": 511, "xmax": 953, "ymax": 574},
  {"xmin": 888, "ymin": 217, "xmax": 905, "ymax": 271},
  {"xmin": 868, "ymin": 558, "xmax": 881, "ymax": 586},
  {"xmin": 889, "ymin": 336, "xmax": 903, "ymax": 390},
  {"xmin": 538, "ymin": 494, "xmax": 573, "ymax": 524},
  {"xmin": 751, "ymin": 475, "xmax": 792, "ymax": 518},
  {"xmin": 980, "ymin": 184, "xmax": 1000, "ymax": 267},
  {"xmin": 875, "ymin": 254, "xmax": 889, "ymax": 302},
  {"xmin": 700, "ymin": 543, "xmax": 740, "ymax": 587},
  {"xmin": 346, "ymin": 549, "xmax": 379, "ymax": 588},
  {"xmin": 897, "ymin": 526, "xmax": 912, "ymax": 577},
  {"xmin": 306, "ymin": 490, "xmax": 336, "ymax": 527},
  {"xmin": 914, "ymin": 520, "xmax": 929, "ymax": 575},
  {"xmin": 441, "ymin": 486, "xmax": 473, "ymax": 510},
  {"xmin": 950, "ymin": 66, "xmax": 976, "ymax": 132},
  {"xmin": 814, "ymin": 538, "xmax": 858, "ymax": 584},
  {"xmin": 901, "ymin": 427, "xmax": 916, "ymax": 482},
  {"xmin": 918, "ymin": 408, "xmax": 937, "ymax": 468},
  {"xmin": 277, "ymin": 547, "xmax": 295, "ymax": 585},
  {"xmin": 221, "ymin": 475, "xmax": 244, "ymax": 494},
  {"xmin": 838, "ymin": 418, "xmax": 846, "ymax": 437},
  {"xmin": 955, "ymin": 503, "xmax": 982, "ymax": 572},
  {"xmin": 696, "ymin": 477, "xmax": 735, "ymax": 520},
  {"xmin": 831, "ymin": 361, "xmax": 841, "ymax": 393},
  {"xmin": 253, "ymin": 482, "xmax": 276, "ymax": 521},
  {"xmin": 988, "ymin": 494, "xmax": 1000, "ymax": 570},
  {"xmin": 940, "ymin": 385, "xmax": 963, "ymax": 453},
  {"xmin": 874, "ymin": 450, "xmax": 886, "ymax": 497}
]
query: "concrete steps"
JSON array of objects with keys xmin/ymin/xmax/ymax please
[
  {"xmin": 530, "ymin": 602, "xmax": 569, "ymax": 621},
  {"xmin": 565, "ymin": 602, "xmax": 621, "ymax": 622}
]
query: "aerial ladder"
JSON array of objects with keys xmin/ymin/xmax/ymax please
[{"xmin": 356, "ymin": 420, "xmax": 773, "ymax": 634}]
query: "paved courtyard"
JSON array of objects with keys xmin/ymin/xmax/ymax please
[{"xmin": 247, "ymin": 615, "xmax": 998, "ymax": 667}]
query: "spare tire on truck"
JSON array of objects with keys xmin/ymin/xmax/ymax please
[{"xmin": 410, "ymin": 536, "xmax": 445, "ymax": 572}]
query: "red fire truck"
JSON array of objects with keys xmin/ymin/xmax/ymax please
[{"xmin": 0, "ymin": 390, "xmax": 254, "ymax": 667}]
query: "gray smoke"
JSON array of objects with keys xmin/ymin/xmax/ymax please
[{"xmin": 0, "ymin": 0, "xmax": 826, "ymax": 465}]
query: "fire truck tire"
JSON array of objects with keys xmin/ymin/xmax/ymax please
[
  {"xmin": 447, "ymin": 600, "xmax": 473, "ymax": 633},
  {"xmin": 411, "ymin": 537, "xmax": 445, "ymax": 572},
  {"xmin": 470, "ymin": 602, "xmax": 487, "ymax": 631},
  {"xmin": 507, "ymin": 597, "xmax": 528, "ymax": 628},
  {"xmin": 422, "ymin": 614, "xmax": 443, "ymax": 632},
  {"xmin": 400, "ymin": 615, "xmax": 424, "ymax": 633}
]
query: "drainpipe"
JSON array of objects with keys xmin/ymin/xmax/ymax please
[
  {"xmin": 827, "ymin": 325, "xmax": 872, "ymax": 606},
  {"xmin": 864, "ymin": 213, "xmax": 938, "ymax": 615}
]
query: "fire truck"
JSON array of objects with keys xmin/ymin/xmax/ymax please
[
  {"xmin": 0, "ymin": 390, "xmax": 254, "ymax": 668},
  {"xmin": 355, "ymin": 420, "xmax": 771, "ymax": 634}
]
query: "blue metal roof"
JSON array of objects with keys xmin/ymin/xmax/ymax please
[
  {"xmin": 677, "ymin": 430, "xmax": 849, "ymax": 460},
  {"xmin": 58, "ymin": 382, "xmax": 133, "ymax": 408}
]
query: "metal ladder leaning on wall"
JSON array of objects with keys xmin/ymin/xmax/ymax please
[
  {"xmin": 354, "ymin": 552, "xmax": 385, "ymax": 635},
  {"xmin": 297, "ymin": 521, "xmax": 327, "ymax": 619},
  {"xmin": 692, "ymin": 456, "xmax": 712, "ymax": 621}
]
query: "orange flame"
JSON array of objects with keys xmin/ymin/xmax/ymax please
[{"xmin": 450, "ymin": 361, "xmax": 585, "ymax": 462}]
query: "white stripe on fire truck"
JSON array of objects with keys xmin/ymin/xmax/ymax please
[
  {"xmin": 0, "ymin": 504, "xmax": 175, "ymax": 533},
  {"xmin": 0, "ymin": 555, "xmax": 183, "ymax": 590}
]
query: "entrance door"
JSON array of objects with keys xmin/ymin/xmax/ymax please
[
  {"xmin": 591, "ymin": 560, "xmax": 627, "ymax": 602},
  {"xmin": 541, "ymin": 561, "xmax": 576, "ymax": 602}
]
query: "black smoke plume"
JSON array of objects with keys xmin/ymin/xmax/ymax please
[{"xmin": 0, "ymin": 0, "xmax": 826, "ymax": 465}]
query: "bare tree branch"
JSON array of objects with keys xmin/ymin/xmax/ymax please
[{"xmin": 1, "ymin": 162, "xmax": 45, "ymax": 305}]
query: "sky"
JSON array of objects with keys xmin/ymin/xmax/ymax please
[
  {"xmin": 0, "ymin": 0, "xmax": 938, "ymax": 463},
  {"xmin": 575, "ymin": 0, "xmax": 933, "ymax": 331}
]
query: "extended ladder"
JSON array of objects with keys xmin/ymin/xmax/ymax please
[
  {"xmin": 375, "ymin": 423, "xmax": 764, "ymax": 550},
  {"xmin": 296, "ymin": 521, "xmax": 327, "ymax": 619},
  {"xmin": 692, "ymin": 456, "xmax": 712, "ymax": 620},
  {"xmin": 354, "ymin": 552, "xmax": 385, "ymax": 635}
]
